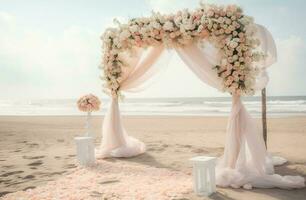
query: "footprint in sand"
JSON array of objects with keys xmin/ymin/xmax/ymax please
[
  {"xmin": 27, "ymin": 143, "xmax": 39, "ymax": 148},
  {"xmin": 147, "ymin": 143, "xmax": 169, "ymax": 152},
  {"xmin": 6, "ymin": 180, "xmax": 27, "ymax": 187},
  {"xmin": 23, "ymin": 175, "xmax": 35, "ymax": 179},
  {"xmin": 99, "ymin": 180, "xmax": 120, "ymax": 185},
  {"xmin": 48, "ymin": 171, "xmax": 66, "ymax": 176},
  {"xmin": 90, "ymin": 191, "xmax": 104, "ymax": 198},
  {"xmin": 176, "ymin": 144, "xmax": 192, "ymax": 148},
  {"xmin": 23, "ymin": 155, "xmax": 45, "ymax": 160},
  {"xmin": 65, "ymin": 164, "xmax": 77, "ymax": 169},
  {"xmin": 23, "ymin": 186, "xmax": 36, "ymax": 191},
  {"xmin": 0, "ymin": 171, "xmax": 24, "ymax": 177},
  {"xmin": 0, "ymin": 191, "xmax": 12, "ymax": 197},
  {"xmin": 191, "ymin": 148, "xmax": 208, "ymax": 153},
  {"xmin": 2, "ymin": 165, "xmax": 14, "ymax": 169},
  {"xmin": 28, "ymin": 160, "xmax": 43, "ymax": 166}
]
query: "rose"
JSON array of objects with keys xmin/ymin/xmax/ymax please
[
  {"xmin": 169, "ymin": 32, "xmax": 176, "ymax": 39},
  {"xmin": 163, "ymin": 21, "xmax": 174, "ymax": 31},
  {"xmin": 77, "ymin": 94, "xmax": 101, "ymax": 112},
  {"xmin": 207, "ymin": 10, "xmax": 214, "ymax": 17},
  {"xmin": 129, "ymin": 25, "xmax": 139, "ymax": 33},
  {"xmin": 119, "ymin": 30, "xmax": 131, "ymax": 41},
  {"xmin": 218, "ymin": 17, "xmax": 225, "ymax": 23}
]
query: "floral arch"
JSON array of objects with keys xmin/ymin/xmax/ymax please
[{"xmin": 97, "ymin": 4, "xmax": 305, "ymax": 189}]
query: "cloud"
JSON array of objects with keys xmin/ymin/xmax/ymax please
[
  {"xmin": 145, "ymin": 0, "xmax": 198, "ymax": 13},
  {"xmin": 145, "ymin": 0, "xmax": 241, "ymax": 13},
  {"xmin": 268, "ymin": 35, "xmax": 306, "ymax": 95},
  {"xmin": 0, "ymin": 11, "xmax": 15, "ymax": 27},
  {"xmin": 0, "ymin": 11, "xmax": 104, "ymax": 99}
]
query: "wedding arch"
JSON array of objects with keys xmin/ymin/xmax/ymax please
[{"xmin": 97, "ymin": 4, "xmax": 305, "ymax": 190}]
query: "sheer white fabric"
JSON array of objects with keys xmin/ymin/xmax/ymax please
[
  {"xmin": 254, "ymin": 24, "xmax": 278, "ymax": 90},
  {"xmin": 96, "ymin": 45, "xmax": 164, "ymax": 158},
  {"xmin": 214, "ymin": 26, "xmax": 304, "ymax": 189},
  {"xmin": 176, "ymin": 42, "xmax": 223, "ymax": 90},
  {"xmin": 216, "ymin": 95, "xmax": 305, "ymax": 189}
]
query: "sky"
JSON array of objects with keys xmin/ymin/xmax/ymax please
[{"xmin": 0, "ymin": 0, "xmax": 305, "ymax": 99}]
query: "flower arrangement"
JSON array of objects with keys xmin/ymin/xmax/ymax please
[
  {"xmin": 100, "ymin": 4, "xmax": 264, "ymax": 96},
  {"xmin": 77, "ymin": 94, "xmax": 101, "ymax": 136},
  {"xmin": 77, "ymin": 94, "xmax": 101, "ymax": 112}
]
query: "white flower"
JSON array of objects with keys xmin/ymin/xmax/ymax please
[
  {"xmin": 221, "ymin": 59, "xmax": 227, "ymax": 67},
  {"xmin": 227, "ymin": 64, "xmax": 233, "ymax": 70},
  {"xmin": 174, "ymin": 16, "xmax": 182, "ymax": 26},
  {"xmin": 225, "ymin": 29, "xmax": 231, "ymax": 34},
  {"xmin": 228, "ymin": 25, "xmax": 235, "ymax": 31},
  {"xmin": 232, "ymin": 55, "xmax": 238, "ymax": 61},
  {"xmin": 129, "ymin": 25, "xmax": 139, "ymax": 33},
  {"xmin": 218, "ymin": 17, "xmax": 225, "ymax": 23},
  {"xmin": 163, "ymin": 21, "xmax": 174, "ymax": 31},
  {"xmin": 225, "ymin": 18, "xmax": 232, "ymax": 25},
  {"xmin": 232, "ymin": 71, "xmax": 239, "ymax": 77},
  {"xmin": 119, "ymin": 30, "xmax": 131, "ymax": 41},
  {"xmin": 234, "ymin": 61, "xmax": 240, "ymax": 67},
  {"xmin": 151, "ymin": 21, "xmax": 161, "ymax": 29},
  {"xmin": 207, "ymin": 10, "xmax": 214, "ymax": 17},
  {"xmin": 229, "ymin": 41, "xmax": 238, "ymax": 49},
  {"xmin": 197, "ymin": 25, "xmax": 204, "ymax": 32}
]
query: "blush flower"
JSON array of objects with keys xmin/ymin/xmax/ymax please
[{"xmin": 77, "ymin": 94, "xmax": 101, "ymax": 112}]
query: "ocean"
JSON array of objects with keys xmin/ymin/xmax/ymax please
[{"xmin": 0, "ymin": 96, "xmax": 305, "ymax": 117}]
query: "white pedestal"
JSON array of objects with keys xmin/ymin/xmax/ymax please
[
  {"xmin": 190, "ymin": 156, "xmax": 217, "ymax": 196},
  {"xmin": 74, "ymin": 136, "xmax": 95, "ymax": 166}
]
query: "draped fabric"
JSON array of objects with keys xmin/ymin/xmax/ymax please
[
  {"xmin": 175, "ymin": 42, "xmax": 223, "ymax": 90},
  {"xmin": 254, "ymin": 24, "xmax": 278, "ymax": 90},
  {"xmin": 216, "ymin": 95, "xmax": 305, "ymax": 189},
  {"xmin": 210, "ymin": 25, "xmax": 303, "ymax": 189},
  {"xmin": 98, "ymin": 24, "xmax": 305, "ymax": 189},
  {"xmin": 96, "ymin": 45, "xmax": 164, "ymax": 158}
]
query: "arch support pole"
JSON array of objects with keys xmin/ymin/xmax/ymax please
[{"xmin": 261, "ymin": 88, "xmax": 267, "ymax": 148}]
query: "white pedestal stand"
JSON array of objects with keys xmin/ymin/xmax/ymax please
[
  {"xmin": 190, "ymin": 156, "xmax": 217, "ymax": 196},
  {"xmin": 75, "ymin": 136, "xmax": 95, "ymax": 166},
  {"xmin": 74, "ymin": 112, "xmax": 95, "ymax": 166}
]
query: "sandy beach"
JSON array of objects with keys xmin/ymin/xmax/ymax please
[{"xmin": 0, "ymin": 116, "xmax": 305, "ymax": 199}]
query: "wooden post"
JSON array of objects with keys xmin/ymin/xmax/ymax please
[{"xmin": 261, "ymin": 88, "xmax": 267, "ymax": 148}]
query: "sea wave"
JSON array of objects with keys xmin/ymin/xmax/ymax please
[{"xmin": 0, "ymin": 97, "xmax": 305, "ymax": 116}]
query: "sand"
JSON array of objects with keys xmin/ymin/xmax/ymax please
[{"xmin": 0, "ymin": 116, "xmax": 305, "ymax": 199}]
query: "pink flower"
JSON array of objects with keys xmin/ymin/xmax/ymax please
[{"xmin": 77, "ymin": 94, "xmax": 101, "ymax": 112}]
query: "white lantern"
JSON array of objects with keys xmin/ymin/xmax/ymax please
[
  {"xmin": 75, "ymin": 136, "xmax": 95, "ymax": 166},
  {"xmin": 190, "ymin": 156, "xmax": 217, "ymax": 196}
]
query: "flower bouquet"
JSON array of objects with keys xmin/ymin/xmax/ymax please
[{"xmin": 77, "ymin": 94, "xmax": 101, "ymax": 137}]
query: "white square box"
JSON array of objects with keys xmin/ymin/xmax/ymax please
[
  {"xmin": 75, "ymin": 136, "xmax": 95, "ymax": 166},
  {"xmin": 190, "ymin": 156, "xmax": 217, "ymax": 196}
]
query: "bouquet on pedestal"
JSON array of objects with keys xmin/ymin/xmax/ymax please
[{"xmin": 77, "ymin": 94, "xmax": 101, "ymax": 137}]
